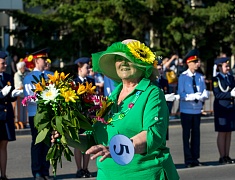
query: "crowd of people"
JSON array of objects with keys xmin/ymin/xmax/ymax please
[{"xmin": 0, "ymin": 39, "xmax": 235, "ymax": 180}]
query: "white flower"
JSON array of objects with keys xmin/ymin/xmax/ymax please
[{"xmin": 41, "ymin": 84, "xmax": 60, "ymax": 104}]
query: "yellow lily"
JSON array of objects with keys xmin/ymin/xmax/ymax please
[
  {"xmin": 96, "ymin": 100, "xmax": 113, "ymax": 117},
  {"xmin": 85, "ymin": 81, "xmax": 96, "ymax": 94},
  {"xmin": 34, "ymin": 82, "xmax": 44, "ymax": 92},
  {"xmin": 60, "ymin": 72, "xmax": 69, "ymax": 81},
  {"xmin": 77, "ymin": 83, "xmax": 86, "ymax": 95},
  {"xmin": 48, "ymin": 71, "xmax": 60, "ymax": 84},
  {"xmin": 61, "ymin": 89, "xmax": 78, "ymax": 102}
]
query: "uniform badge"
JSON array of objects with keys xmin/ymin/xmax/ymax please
[{"xmin": 213, "ymin": 81, "xmax": 218, "ymax": 87}]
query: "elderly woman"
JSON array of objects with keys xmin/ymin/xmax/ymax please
[
  {"xmin": 52, "ymin": 40, "xmax": 179, "ymax": 180},
  {"xmin": 14, "ymin": 61, "xmax": 29, "ymax": 127}
]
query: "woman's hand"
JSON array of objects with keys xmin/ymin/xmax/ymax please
[
  {"xmin": 86, "ymin": 145, "xmax": 111, "ymax": 162},
  {"xmin": 51, "ymin": 130, "xmax": 60, "ymax": 143}
]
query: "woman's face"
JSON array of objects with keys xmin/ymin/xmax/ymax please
[
  {"xmin": 220, "ymin": 62, "xmax": 230, "ymax": 74},
  {"xmin": 115, "ymin": 57, "xmax": 144, "ymax": 81},
  {"xmin": 20, "ymin": 65, "xmax": 26, "ymax": 73}
]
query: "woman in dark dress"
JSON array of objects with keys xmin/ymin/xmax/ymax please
[
  {"xmin": 212, "ymin": 57, "xmax": 235, "ymax": 164},
  {"xmin": 0, "ymin": 51, "xmax": 17, "ymax": 180}
]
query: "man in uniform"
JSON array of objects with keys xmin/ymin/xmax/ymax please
[
  {"xmin": 23, "ymin": 48, "xmax": 53, "ymax": 180},
  {"xmin": 178, "ymin": 49, "xmax": 208, "ymax": 168}
]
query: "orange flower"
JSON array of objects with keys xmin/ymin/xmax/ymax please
[
  {"xmin": 34, "ymin": 82, "xmax": 43, "ymax": 92},
  {"xmin": 77, "ymin": 83, "xmax": 86, "ymax": 95},
  {"xmin": 85, "ymin": 81, "xmax": 96, "ymax": 94},
  {"xmin": 48, "ymin": 71, "xmax": 60, "ymax": 84},
  {"xmin": 60, "ymin": 72, "xmax": 69, "ymax": 81}
]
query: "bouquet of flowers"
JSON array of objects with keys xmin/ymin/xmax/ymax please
[{"xmin": 22, "ymin": 71, "xmax": 113, "ymax": 176}]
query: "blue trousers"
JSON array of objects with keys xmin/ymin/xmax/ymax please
[
  {"xmin": 29, "ymin": 116, "xmax": 50, "ymax": 177},
  {"xmin": 180, "ymin": 113, "xmax": 201, "ymax": 165}
]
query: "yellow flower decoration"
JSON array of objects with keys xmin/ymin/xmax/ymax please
[
  {"xmin": 77, "ymin": 83, "xmax": 86, "ymax": 95},
  {"xmin": 61, "ymin": 89, "xmax": 78, "ymax": 102},
  {"xmin": 127, "ymin": 41, "xmax": 155, "ymax": 64},
  {"xmin": 48, "ymin": 71, "xmax": 60, "ymax": 84},
  {"xmin": 85, "ymin": 81, "xmax": 96, "ymax": 94},
  {"xmin": 28, "ymin": 55, "xmax": 33, "ymax": 62},
  {"xmin": 46, "ymin": 59, "xmax": 51, "ymax": 64},
  {"xmin": 34, "ymin": 82, "xmax": 44, "ymax": 92},
  {"xmin": 60, "ymin": 72, "xmax": 69, "ymax": 81},
  {"xmin": 96, "ymin": 100, "xmax": 113, "ymax": 117}
]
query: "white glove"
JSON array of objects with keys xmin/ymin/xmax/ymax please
[
  {"xmin": 1, "ymin": 85, "xmax": 12, "ymax": 97},
  {"xmin": 195, "ymin": 92, "xmax": 202, "ymax": 101},
  {"xmin": 165, "ymin": 93, "xmax": 175, "ymax": 102},
  {"xmin": 11, "ymin": 89, "xmax": 23, "ymax": 97},
  {"xmin": 185, "ymin": 94, "xmax": 196, "ymax": 101},
  {"xmin": 231, "ymin": 88, "xmax": 235, "ymax": 97},
  {"xmin": 174, "ymin": 94, "xmax": 180, "ymax": 100},
  {"xmin": 201, "ymin": 90, "xmax": 209, "ymax": 100}
]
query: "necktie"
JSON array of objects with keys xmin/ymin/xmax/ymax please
[
  {"xmin": 83, "ymin": 78, "xmax": 87, "ymax": 84},
  {"xmin": 0, "ymin": 75, "xmax": 2, "ymax": 81},
  {"xmin": 192, "ymin": 75, "xmax": 198, "ymax": 103}
]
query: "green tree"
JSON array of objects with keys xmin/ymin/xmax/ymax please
[{"xmin": 6, "ymin": 0, "xmax": 235, "ymax": 79}]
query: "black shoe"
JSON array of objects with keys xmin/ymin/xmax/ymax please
[
  {"xmin": 225, "ymin": 156, "xmax": 235, "ymax": 164},
  {"xmin": 185, "ymin": 163, "xmax": 195, "ymax": 168},
  {"xmin": 219, "ymin": 157, "xmax": 227, "ymax": 164},
  {"xmin": 193, "ymin": 161, "xmax": 205, "ymax": 166},
  {"xmin": 76, "ymin": 169, "xmax": 85, "ymax": 178},
  {"xmin": 83, "ymin": 169, "xmax": 92, "ymax": 178}
]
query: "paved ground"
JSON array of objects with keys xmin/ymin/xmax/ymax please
[{"xmin": 8, "ymin": 117, "xmax": 235, "ymax": 180}]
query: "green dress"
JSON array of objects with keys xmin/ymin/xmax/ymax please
[{"xmin": 93, "ymin": 78, "xmax": 179, "ymax": 180}]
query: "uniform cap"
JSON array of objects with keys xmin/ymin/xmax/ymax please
[
  {"xmin": 183, "ymin": 49, "xmax": 199, "ymax": 64},
  {"xmin": 0, "ymin": 51, "xmax": 7, "ymax": 59},
  {"xmin": 214, "ymin": 57, "xmax": 229, "ymax": 65},
  {"xmin": 74, "ymin": 57, "xmax": 90, "ymax": 64},
  {"xmin": 29, "ymin": 48, "xmax": 49, "ymax": 59}
]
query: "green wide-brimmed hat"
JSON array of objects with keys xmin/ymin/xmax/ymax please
[{"xmin": 92, "ymin": 41, "xmax": 157, "ymax": 82}]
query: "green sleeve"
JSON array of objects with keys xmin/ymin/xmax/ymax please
[{"xmin": 143, "ymin": 88, "xmax": 169, "ymax": 154}]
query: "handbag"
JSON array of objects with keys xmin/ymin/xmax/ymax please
[{"xmin": 166, "ymin": 70, "xmax": 178, "ymax": 84}]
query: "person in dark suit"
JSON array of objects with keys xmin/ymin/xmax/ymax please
[
  {"xmin": 212, "ymin": 57, "xmax": 235, "ymax": 164},
  {"xmin": 73, "ymin": 57, "xmax": 95, "ymax": 178},
  {"xmin": 0, "ymin": 51, "xmax": 22, "ymax": 180},
  {"xmin": 73, "ymin": 57, "xmax": 95, "ymax": 86}
]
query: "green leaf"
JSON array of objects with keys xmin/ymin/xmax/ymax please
[
  {"xmin": 35, "ymin": 128, "xmax": 49, "ymax": 144},
  {"xmin": 37, "ymin": 121, "xmax": 50, "ymax": 131},
  {"xmin": 32, "ymin": 75, "xmax": 40, "ymax": 83},
  {"xmin": 34, "ymin": 111, "xmax": 48, "ymax": 127},
  {"xmin": 46, "ymin": 144, "xmax": 57, "ymax": 160},
  {"xmin": 55, "ymin": 116, "xmax": 63, "ymax": 134}
]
